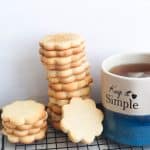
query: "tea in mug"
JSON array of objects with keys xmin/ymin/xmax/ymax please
[{"xmin": 109, "ymin": 63, "xmax": 150, "ymax": 78}]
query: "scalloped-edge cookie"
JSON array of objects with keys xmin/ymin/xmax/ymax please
[
  {"xmin": 2, "ymin": 127, "xmax": 47, "ymax": 144},
  {"xmin": 2, "ymin": 111, "xmax": 48, "ymax": 130},
  {"xmin": 48, "ymin": 119, "xmax": 61, "ymax": 130},
  {"xmin": 43, "ymin": 56, "xmax": 86, "ymax": 71},
  {"xmin": 48, "ymin": 104, "xmax": 62, "ymax": 114},
  {"xmin": 39, "ymin": 33, "xmax": 84, "ymax": 50},
  {"xmin": 47, "ymin": 108, "xmax": 61, "ymax": 121},
  {"xmin": 48, "ymin": 96, "xmax": 91, "ymax": 107},
  {"xmin": 47, "ymin": 61, "xmax": 89, "ymax": 78},
  {"xmin": 51, "ymin": 121, "xmax": 61, "ymax": 130},
  {"xmin": 49, "ymin": 75, "xmax": 92, "ymax": 91},
  {"xmin": 48, "ymin": 86, "xmax": 90, "ymax": 99},
  {"xmin": 1, "ymin": 100, "xmax": 45, "ymax": 126},
  {"xmin": 3, "ymin": 121, "xmax": 47, "ymax": 137},
  {"xmin": 48, "ymin": 69, "xmax": 90, "ymax": 84},
  {"xmin": 48, "ymin": 97, "xmax": 70, "ymax": 107},
  {"xmin": 60, "ymin": 97, "xmax": 104, "ymax": 144},
  {"xmin": 39, "ymin": 43, "xmax": 85, "ymax": 57},
  {"xmin": 41, "ymin": 51, "xmax": 85, "ymax": 66}
]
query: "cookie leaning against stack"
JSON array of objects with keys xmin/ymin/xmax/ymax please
[
  {"xmin": 61, "ymin": 97, "xmax": 104, "ymax": 144},
  {"xmin": 39, "ymin": 33, "xmax": 93, "ymax": 130},
  {"xmin": 1, "ymin": 100, "xmax": 48, "ymax": 144}
]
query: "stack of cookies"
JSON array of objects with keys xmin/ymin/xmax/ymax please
[
  {"xmin": 39, "ymin": 33, "xmax": 93, "ymax": 130},
  {"xmin": 1, "ymin": 100, "xmax": 48, "ymax": 144}
]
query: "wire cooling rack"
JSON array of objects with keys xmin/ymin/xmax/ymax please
[{"xmin": 1, "ymin": 126, "xmax": 145, "ymax": 150}]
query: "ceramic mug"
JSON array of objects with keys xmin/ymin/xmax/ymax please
[{"xmin": 101, "ymin": 53, "xmax": 150, "ymax": 146}]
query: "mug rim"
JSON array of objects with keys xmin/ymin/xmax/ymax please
[{"xmin": 101, "ymin": 52, "xmax": 150, "ymax": 80}]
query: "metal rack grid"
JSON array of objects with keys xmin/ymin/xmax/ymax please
[{"xmin": 1, "ymin": 126, "xmax": 144, "ymax": 150}]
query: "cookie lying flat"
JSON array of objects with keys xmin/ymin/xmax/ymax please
[
  {"xmin": 39, "ymin": 33, "xmax": 84, "ymax": 50},
  {"xmin": 49, "ymin": 75, "xmax": 92, "ymax": 91},
  {"xmin": 47, "ymin": 108, "xmax": 61, "ymax": 121},
  {"xmin": 2, "ymin": 100, "xmax": 45, "ymax": 126},
  {"xmin": 48, "ymin": 69, "xmax": 90, "ymax": 84},
  {"xmin": 4, "ymin": 121, "xmax": 47, "ymax": 137},
  {"xmin": 39, "ymin": 43, "xmax": 85, "ymax": 57},
  {"xmin": 48, "ymin": 104, "xmax": 62, "ymax": 114},
  {"xmin": 3, "ymin": 127, "xmax": 47, "ymax": 144},
  {"xmin": 60, "ymin": 97, "xmax": 104, "ymax": 144},
  {"xmin": 3, "ymin": 112, "xmax": 48, "ymax": 130},
  {"xmin": 48, "ymin": 97, "xmax": 70, "ymax": 106},
  {"xmin": 48, "ymin": 96, "xmax": 90, "ymax": 107},
  {"xmin": 48, "ymin": 119, "xmax": 61, "ymax": 130},
  {"xmin": 43, "ymin": 56, "xmax": 86, "ymax": 71},
  {"xmin": 47, "ymin": 61, "xmax": 89, "ymax": 78},
  {"xmin": 51, "ymin": 121, "xmax": 61, "ymax": 130},
  {"xmin": 41, "ymin": 50, "xmax": 85, "ymax": 66},
  {"xmin": 48, "ymin": 87, "xmax": 90, "ymax": 99}
]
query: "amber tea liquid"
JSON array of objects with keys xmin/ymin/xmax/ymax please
[{"xmin": 109, "ymin": 63, "xmax": 150, "ymax": 78}]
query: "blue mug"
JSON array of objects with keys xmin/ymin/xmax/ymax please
[{"xmin": 101, "ymin": 53, "xmax": 150, "ymax": 146}]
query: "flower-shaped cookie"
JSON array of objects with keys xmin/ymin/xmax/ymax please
[
  {"xmin": 39, "ymin": 33, "xmax": 84, "ymax": 50},
  {"xmin": 1, "ymin": 100, "xmax": 45, "ymax": 126},
  {"xmin": 60, "ymin": 97, "xmax": 104, "ymax": 144},
  {"xmin": 2, "ymin": 127, "xmax": 47, "ymax": 144}
]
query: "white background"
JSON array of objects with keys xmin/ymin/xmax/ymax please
[{"xmin": 0, "ymin": 0, "xmax": 150, "ymax": 106}]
